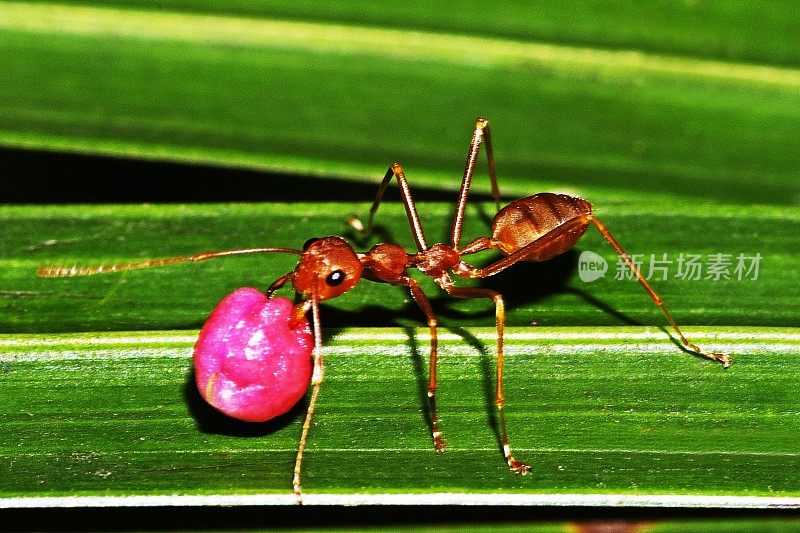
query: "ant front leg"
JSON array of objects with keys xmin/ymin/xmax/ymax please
[
  {"xmin": 348, "ymin": 163, "xmax": 429, "ymax": 252},
  {"xmin": 402, "ymin": 277, "xmax": 446, "ymax": 452},
  {"xmin": 293, "ymin": 296, "xmax": 324, "ymax": 504},
  {"xmin": 444, "ymin": 285, "xmax": 530, "ymax": 475}
]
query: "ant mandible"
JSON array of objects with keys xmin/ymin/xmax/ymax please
[{"xmin": 38, "ymin": 117, "xmax": 730, "ymax": 502}]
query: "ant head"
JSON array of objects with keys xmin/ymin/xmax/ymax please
[{"xmin": 292, "ymin": 237, "xmax": 362, "ymax": 301}]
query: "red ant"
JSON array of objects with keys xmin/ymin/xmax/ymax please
[{"xmin": 39, "ymin": 117, "xmax": 730, "ymax": 502}]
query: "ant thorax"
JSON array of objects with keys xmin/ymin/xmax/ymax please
[{"xmin": 410, "ymin": 244, "xmax": 461, "ymax": 278}]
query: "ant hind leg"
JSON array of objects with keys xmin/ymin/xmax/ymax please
[{"xmin": 588, "ymin": 216, "xmax": 731, "ymax": 367}]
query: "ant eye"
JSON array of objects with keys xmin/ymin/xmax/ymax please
[
  {"xmin": 302, "ymin": 238, "xmax": 320, "ymax": 251},
  {"xmin": 325, "ymin": 270, "xmax": 345, "ymax": 287}
]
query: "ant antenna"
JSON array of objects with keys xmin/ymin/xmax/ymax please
[{"xmin": 36, "ymin": 247, "xmax": 303, "ymax": 277}]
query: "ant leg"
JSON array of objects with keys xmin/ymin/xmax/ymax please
[
  {"xmin": 451, "ymin": 117, "xmax": 502, "ymax": 251},
  {"xmin": 482, "ymin": 119, "xmax": 502, "ymax": 213},
  {"xmin": 402, "ymin": 277, "xmax": 446, "ymax": 451},
  {"xmin": 293, "ymin": 295, "xmax": 324, "ymax": 504},
  {"xmin": 444, "ymin": 285, "xmax": 530, "ymax": 474},
  {"xmin": 265, "ymin": 272, "xmax": 293, "ymax": 297},
  {"xmin": 460, "ymin": 216, "xmax": 730, "ymax": 367},
  {"xmin": 347, "ymin": 163, "xmax": 429, "ymax": 252},
  {"xmin": 346, "ymin": 166, "xmax": 393, "ymax": 239},
  {"xmin": 588, "ymin": 216, "xmax": 731, "ymax": 368}
]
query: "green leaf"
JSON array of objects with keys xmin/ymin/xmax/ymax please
[
  {"xmin": 1, "ymin": 2, "xmax": 799, "ymax": 204},
  {"xmin": 1, "ymin": 201, "xmax": 799, "ymax": 504},
  {"xmin": 2, "ymin": 326, "xmax": 799, "ymax": 504},
  {"xmin": 10, "ymin": 0, "xmax": 800, "ymax": 67},
  {"xmin": 1, "ymin": 0, "xmax": 799, "ymax": 509},
  {"xmin": 2, "ymin": 201, "xmax": 796, "ymax": 332}
]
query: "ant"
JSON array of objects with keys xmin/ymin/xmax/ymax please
[{"xmin": 38, "ymin": 117, "xmax": 730, "ymax": 502}]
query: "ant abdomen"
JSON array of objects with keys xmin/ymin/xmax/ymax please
[{"xmin": 491, "ymin": 193, "xmax": 592, "ymax": 261}]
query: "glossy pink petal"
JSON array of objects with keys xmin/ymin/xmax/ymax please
[{"xmin": 193, "ymin": 288, "xmax": 313, "ymax": 422}]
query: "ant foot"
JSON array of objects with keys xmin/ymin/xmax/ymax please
[
  {"xmin": 687, "ymin": 341, "xmax": 731, "ymax": 368},
  {"xmin": 698, "ymin": 348, "xmax": 731, "ymax": 368},
  {"xmin": 345, "ymin": 215, "xmax": 369, "ymax": 237},
  {"xmin": 508, "ymin": 458, "xmax": 530, "ymax": 475},
  {"xmin": 711, "ymin": 352, "xmax": 732, "ymax": 369},
  {"xmin": 433, "ymin": 432, "xmax": 447, "ymax": 453}
]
